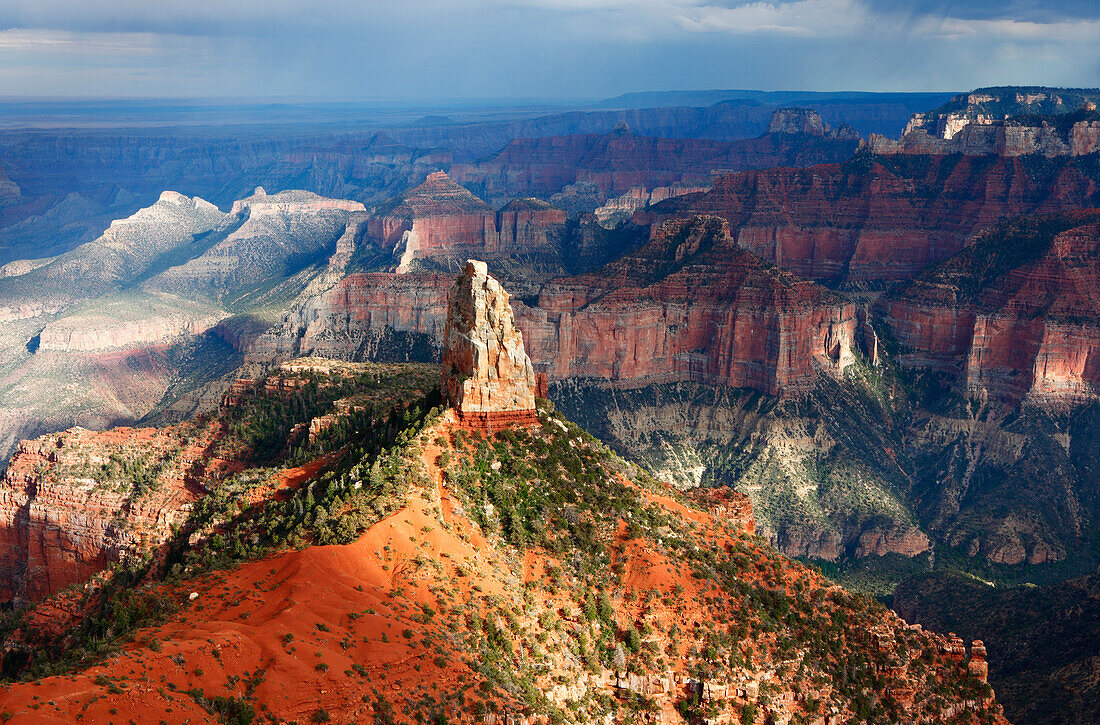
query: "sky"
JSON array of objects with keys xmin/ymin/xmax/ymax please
[{"xmin": 0, "ymin": 0, "xmax": 1097, "ymax": 100}]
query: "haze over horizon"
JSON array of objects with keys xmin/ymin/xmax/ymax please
[{"xmin": 0, "ymin": 0, "xmax": 1097, "ymax": 100}]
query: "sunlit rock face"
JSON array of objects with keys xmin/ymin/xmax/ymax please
[
  {"xmin": 518, "ymin": 216, "xmax": 860, "ymax": 397},
  {"xmin": 366, "ymin": 171, "xmax": 498, "ymax": 270},
  {"xmin": 881, "ymin": 211, "xmax": 1100, "ymax": 406},
  {"xmin": 0, "ymin": 425, "xmax": 206, "ymax": 604},
  {"xmin": 638, "ymin": 156, "xmax": 1099, "ymax": 286},
  {"xmin": 441, "ymin": 260, "xmax": 539, "ymax": 425}
]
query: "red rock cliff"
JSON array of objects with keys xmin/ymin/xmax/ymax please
[
  {"xmin": 366, "ymin": 171, "xmax": 498, "ymax": 268},
  {"xmin": 881, "ymin": 211, "xmax": 1100, "ymax": 405},
  {"xmin": 517, "ymin": 216, "xmax": 860, "ymax": 396},
  {"xmin": 642, "ymin": 155, "xmax": 1100, "ymax": 285},
  {"xmin": 495, "ymin": 198, "xmax": 566, "ymax": 252},
  {"xmin": 251, "ymin": 272, "xmax": 454, "ymax": 360},
  {"xmin": 0, "ymin": 425, "xmax": 216, "ymax": 603},
  {"xmin": 260, "ymin": 217, "xmax": 860, "ymax": 397}
]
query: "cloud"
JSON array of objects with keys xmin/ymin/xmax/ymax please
[
  {"xmin": 914, "ymin": 14, "xmax": 1100, "ymax": 42},
  {"xmin": 862, "ymin": 0, "xmax": 1100, "ymax": 24},
  {"xmin": 675, "ymin": 0, "xmax": 870, "ymax": 36},
  {"xmin": 0, "ymin": 0, "xmax": 1095, "ymax": 99},
  {"xmin": 0, "ymin": 29, "xmax": 169, "ymax": 55}
]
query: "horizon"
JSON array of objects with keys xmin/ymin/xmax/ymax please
[
  {"xmin": 0, "ymin": 87, "xmax": 969, "ymax": 106},
  {"xmin": 0, "ymin": 87, "xmax": 962, "ymax": 131}
]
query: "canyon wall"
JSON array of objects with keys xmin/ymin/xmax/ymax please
[
  {"xmin": 881, "ymin": 211, "xmax": 1100, "ymax": 405},
  {"xmin": 519, "ymin": 216, "xmax": 859, "ymax": 396},
  {"xmin": 870, "ymin": 117, "xmax": 1100, "ymax": 157},
  {"xmin": 452, "ymin": 111, "xmax": 860, "ymax": 207},
  {"xmin": 365, "ymin": 171, "xmax": 498, "ymax": 257},
  {"xmin": 253, "ymin": 272, "xmax": 454, "ymax": 361},
  {"xmin": 642, "ymin": 155, "xmax": 1100, "ymax": 285},
  {"xmin": 0, "ymin": 424, "xmax": 212, "ymax": 603},
  {"xmin": 495, "ymin": 198, "xmax": 566, "ymax": 252},
  {"xmin": 260, "ymin": 217, "xmax": 863, "ymax": 399}
]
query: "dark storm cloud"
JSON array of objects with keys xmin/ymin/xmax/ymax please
[
  {"xmin": 862, "ymin": 0, "xmax": 1100, "ymax": 23},
  {"xmin": 0, "ymin": 1, "xmax": 1096, "ymax": 99}
]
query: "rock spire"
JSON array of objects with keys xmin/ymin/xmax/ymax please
[{"xmin": 441, "ymin": 260, "xmax": 540, "ymax": 426}]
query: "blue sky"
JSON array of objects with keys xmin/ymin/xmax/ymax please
[{"xmin": 0, "ymin": 1, "xmax": 1096, "ymax": 99}]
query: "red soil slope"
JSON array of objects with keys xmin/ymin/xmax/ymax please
[{"xmin": 0, "ymin": 411, "xmax": 1005, "ymax": 724}]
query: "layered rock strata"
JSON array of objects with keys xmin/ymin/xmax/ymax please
[
  {"xmin": 441, "ymin": 260, "xmax": 539, "ymax": 426},
  {"xmin": 148, "ymin": 189, "xmax": 364, "ymax": 303},
  {"xmin": 520, "ymin": 216, "xmax": 860, "ymax": 396},
  {"xmin": 366, "ymin": 171, "xmax": 498, "ymax": 268},
  {"xmin": 256, "ymin": 217, "xmax": 863, "ymax": 399},
  {"xmin": 870, "ymin": 114, "xmax": 1100, "ymax": 156},
  {"xmin": 495, "ymin": 197, "xmax": 566, "ymax": 252},
  {"xmin": 642, "ymin": 155, "xmax": 1099, "ymax": 285},
  {"xmin": 874, "ymin": 88, "xmax": 1100, "ymax": 156},
  {"xmin": 593, "ymin": 184, "xmax": 709, "ymax": 228},
  {"xmin": 0, "ymin": 191, "xmax": 226, "ymax": 319},
  {"xmin": 881, "ymin": 211, "xmax": 1100, "ymax": 405},
  {"xmin": 251, "ymin": 272, "xmax": 454, "ymax": 360},
  {"xmin": 0, "ymin": 424, "xmax": 215, "ymax": 603}
]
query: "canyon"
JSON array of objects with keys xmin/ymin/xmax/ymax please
[
  {"xmin": 0, "ymin": 87, "xmax": 1095, "ymax": 723},
  {"xmin": 225, "ymin": 149, "xmax": 1100, "ymax": 568},
  {"xmin": 451, "ymin": 108, "xmax": 860, "ymax": 208},
  {"xmin": 641, "ymin": 153, "xmax": 1100, "ymax": 286},
  {"xmin": 0, "ymin": 274, "xmax": 1005, "ymax": 724},
  {"xmin": 882, "ymin": 211, "xmax": 1100, "ymax": 406}
]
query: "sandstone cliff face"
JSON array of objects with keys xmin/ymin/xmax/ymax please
[
  {"xmin": 643, "ymin": 155, "xmax": 1100, "ymax": 285},
  {"xmin": 366, "ymin": 171, "xmax": 498, "ymax": 267},
  {"xmin": 880, "ymin": 88, "xmax": 1100, "ymax": 156},
  {"xmin": 251, "ymin": 272, "xmax": 453, "ymax": 360},
  {"xmin": 35, "ymin": 292, "xmax": 227, "ymax": 353},
  {"xmin": 495, "ymin": 198, "xmax": 566, "ymax": 252},
  {"xmin": 882, "ymin": 212, "xmax": 1100, "ymax": 405},
  {"xmin": 870, "ymin": 117, "xmax": 1100, "ymax": 157},
  {"xmin": 0, "ymin": 424, "xmax": 215, "ymax": 603},
  {"xmin": 0, "ymin": 358, "xmax": 438, "ymax": 606},
  {"xmin": 878, "ymin": 213, "xmax": 1100, "ymax": 567},
  {"xmin": 520, "ymin": 216, "xmax": 860, "ymax": 396},
  {"xmin": 593, "ymin": 184, "xmax": 709, "ymax": 228},
  {"xmin": 0, "ymin": 189, "xmax": 371, "ymax": 475},
  {"xmin": 440, "ymin": 260, "xmax": 538, "ymax": 422}
]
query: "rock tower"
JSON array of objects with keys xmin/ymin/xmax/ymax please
[{"xmin": 441, "ymin": 260, "xmax": 541, "ymax": 426}]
